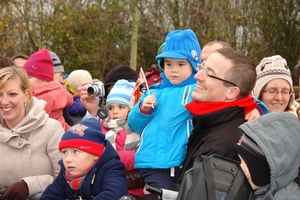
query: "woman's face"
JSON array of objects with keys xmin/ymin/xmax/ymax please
[
  {"xmin": 260, "ymin": 79, "xmax": 291, "ymax": 112},
  {"xmin": 0, "ymin": 80, "xmax": 29, "ymax": 128}
]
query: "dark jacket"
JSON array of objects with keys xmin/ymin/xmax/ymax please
[
  {"xmin": 178, "ymin": 107, "xmax": 245, "ymax": 184},
  {"xmin": 40, "ymin": 141, "xmax": 128, "ymax": 200}
]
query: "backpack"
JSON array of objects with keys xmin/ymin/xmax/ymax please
[{"xmin": 176, "ymin": 154, "xmax": 255, "ymax": 200}]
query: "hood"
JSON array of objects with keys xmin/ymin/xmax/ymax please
[{"xmin": 238, "ymin": 112, "xmax": 300, "ymax": 192}]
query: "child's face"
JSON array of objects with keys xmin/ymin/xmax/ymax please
[
  {"xmin": 61, "ymin": 148, "xmax": 99, "ymax": 175},
  {"xmin": 238, "ymin": 155, "xmax": 260, "ymax": 190},
  {"xmin": 164, "ymin": 58, "xmax": 193, "ymax": 85},
  {"xmin": 28, "ymin": 76, "xmax": 44, "ymax": 91},
  {"xmin": 107, "ymin": 103, "xmax": 129, "ymax": 120}
]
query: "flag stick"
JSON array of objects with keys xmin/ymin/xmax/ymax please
[{"xmin": 140, "ymin": 67, "xmax": 154, "ymax": 108}]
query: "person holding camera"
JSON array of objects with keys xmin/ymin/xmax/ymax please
[
  {"xmin": 78, "ymin": 79, "xmax": 143, "ymax": 198},
  {"xmin": 23, "ymin": 49, "xmax": 73, "ymax": 131},
  {"xmin": 65, "ymin": 69, "xmax": 104, "ymax": 124}
]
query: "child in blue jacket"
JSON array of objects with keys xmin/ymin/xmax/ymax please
[
  {"xmin": 40, "ymin": 118, "xmax": 128, "ymax": 200},
  {"xmin": 128, "ymin": 29, "xmax": 201, "ymax": 191}
]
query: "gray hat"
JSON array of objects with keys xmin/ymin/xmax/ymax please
[{"xmin": 49, "ymin": 51, "xmax": 64, "ymax": 73}]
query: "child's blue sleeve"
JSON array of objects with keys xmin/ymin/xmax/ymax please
[{"xmin": 254, "ymin": 97, "xmax": 269, "ymax": 115}]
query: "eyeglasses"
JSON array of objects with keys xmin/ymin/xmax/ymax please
[
  {"xmin": 197, "ymin": 64, "xmax": 237, "ymax": 87},
  {"xmin": 263, "ymin": 89, "xmax": 293, "ymax": 97}
]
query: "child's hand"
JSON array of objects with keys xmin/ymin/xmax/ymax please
[
  {"xmin": 141, "ymin": 93, "xmax": 156, "ymax": 111},
  {"xmin": 245, "ymin": 108, "xmax": 260, "ymax": 122}
]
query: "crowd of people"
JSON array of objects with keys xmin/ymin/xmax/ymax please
[{"xmin": 0, "ymin": 28, "xmax": 299, "ymax": 200}]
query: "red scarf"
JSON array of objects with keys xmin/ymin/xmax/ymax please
[
  {"xmin": 185, "ymin": 95, "xmax": 257, "ymax": 116},
  {"xmin": 66, "ymin": 165, "xmax": 93, "ymax": 190}
]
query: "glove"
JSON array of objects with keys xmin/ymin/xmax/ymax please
[{"xmin": 0, "ymin": 180, "xmax": 29, "ymax": 200}]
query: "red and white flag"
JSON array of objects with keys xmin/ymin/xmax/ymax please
[{"xmin": 130, "ymin": 68, "xmax": 150, "ymax": 107}]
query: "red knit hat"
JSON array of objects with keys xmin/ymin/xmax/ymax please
[{"xmin": 23, "ymin": 49, "xmax": 54, "ymax": 82}]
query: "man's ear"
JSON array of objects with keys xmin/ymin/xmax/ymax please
[{"xmin": 226, "ymin": 86, "xmax": 240, "ymax": 101}]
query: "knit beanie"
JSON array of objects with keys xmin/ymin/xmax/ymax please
[
  {"xmin": 156, "ymin": 29, "xmax": 201, "ymax": 72},
  {"xmin": 23, "ymin": 49, "xmax": 54, "ymax": 82},
  {"xmin": 104, "ymin": 64, "xmax": 138, "ymax": 96},
  {"xmin": 67, "ymin": 69, "xmax": 92, "ymax": 94},
  {"xmin": 49, "ymin": 51, "xmax": 64, "ymax": 73},
  {"xmin": 59, "ymin": 118, "xmax": 105, "ymax": 157},
  {"xmin": 253, "ymin": 55, "xmax": 295, "ymax": 109},
  {"xmin": 234, "ymin": 133, "xmax": 270, "ymax": 186},
  {"xmin": 106, "ymin": 79, "xmax": 135, "ymax": 107}
]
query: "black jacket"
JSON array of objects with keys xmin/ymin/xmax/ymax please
[{"xmin": 178, "ymin": 107, "xmax": 245, "ymax": 184}]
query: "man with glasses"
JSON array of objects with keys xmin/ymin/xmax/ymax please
[{"xmin": 177, "ymin": 47, "xmax": 258, "ymax": 185}]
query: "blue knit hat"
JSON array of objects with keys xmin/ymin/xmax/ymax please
[
  {"xmin": 59, "ymin": 118, "xmax": 105, "ymax": 157},
  {"xmin": 156, "ymin": 29, "xmax": 201, "ymax": 72},
  {"xmin": 106, "ymin": 79, "xmax": 135, "ymax": 108}
]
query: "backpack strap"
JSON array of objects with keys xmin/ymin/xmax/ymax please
[
  {"xmin": 203, "ymin": 159, "xmax": 217, "ymax": 200},
  {"xmin": 224, "ymin": 170, "xmax": 245, "ymax": 200}
]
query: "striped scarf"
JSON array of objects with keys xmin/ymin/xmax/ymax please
[
  {"xmin": 66, "ymin": 166, "xmax": 92, "ymax": 190},
  {"xmin": 103, "ymin": 118, "xmax": 140, "ymax": 150}
]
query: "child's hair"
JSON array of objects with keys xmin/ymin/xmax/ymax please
[
  {"xmin": 106, "ymin": 79, "xmax": 135, "ymax": 108},
  {"xmin": 59, "ymin": 118, "xmax": 106, "ymax": 157}
]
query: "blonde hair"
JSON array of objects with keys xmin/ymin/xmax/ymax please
[{"xmin": 0, "ymin": 66, "xmax": 33, "ymax": 108}]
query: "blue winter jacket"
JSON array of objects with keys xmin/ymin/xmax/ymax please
[
  {"xmin": 128, "ymin": 72, "xmax": 195, "ymax": 169},
  {"xmin": 40, "ymin": 141, "xmax": 128, "ymax": 200}
]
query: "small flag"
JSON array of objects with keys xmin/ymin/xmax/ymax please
[{"xmin": 130, "ymin": 68, "xmax": 150, "ymax": 106}]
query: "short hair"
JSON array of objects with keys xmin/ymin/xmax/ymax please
[
  {"xmin": 295, "ymin": 61, "xmax": 300, "ymax": 85},
  {"xmin": 0, "ymin": 66, "xmax": 33, "ymax": 108},
  {"xmin": 0, "ymin": 56, "xmax": 15, "ymax": 69},
  {"xmin": 215, "ymin": 48, "xmax": 256, "ymax": 98},
  {"xmin": 11, "ymin": 53, "xmax": 29, "ymax": 61},
  {"xmin": 204, "ymin": 40, "xmax": 233, "ymax": 49}
]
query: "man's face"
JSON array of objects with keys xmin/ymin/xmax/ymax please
[{"xmin": 192, "ymin": 52, "xmax": 233, "ymax": 102}]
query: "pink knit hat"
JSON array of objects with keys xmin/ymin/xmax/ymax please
[{"xmin": 23, "ymin": 49, "xmax": 54, "ymax": 82}]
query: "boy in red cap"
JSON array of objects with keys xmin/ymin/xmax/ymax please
[
  {"xmin": 40, "ymin": 118, "xmax": 128, "ymax": 199},
  {"xmin": 23, "ymin": 49, "xmax": 73, "ymax": 130}
]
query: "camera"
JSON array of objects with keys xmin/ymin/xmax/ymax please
[{"xmin": 86, "ymin": 79, "xmax": 105, "ymax": 97}]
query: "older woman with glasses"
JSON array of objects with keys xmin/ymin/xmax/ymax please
[{"xmin": 253, "ymin": 55, "xmax": 299, "ymax": 116}]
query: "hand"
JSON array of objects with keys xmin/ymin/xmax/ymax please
[
  {"xmin": 0, "ymin": 180, "xmax": 29, "ymax": 200},
  {"xmin": 141, "ymin": 93, "xmax": 156, "ymax": 111},
  {"xmin": 78, "ymin": 82, "xmax": 99, "ymax": 117},
  {"xmin": 245, "ymin": 108, "xmax": 260, "ymax": 122}
]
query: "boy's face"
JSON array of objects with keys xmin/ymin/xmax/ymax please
[
  {"xmin": 61, "ymin": 148, "xmax": 99, "ymax": 175},
  {"xmin": 107, "ymin": 103, "xmax": 130, "ymax": 120},
  {"xmin": 164, "ymin": 58, "xmax": 193, "ymax": 85}
]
